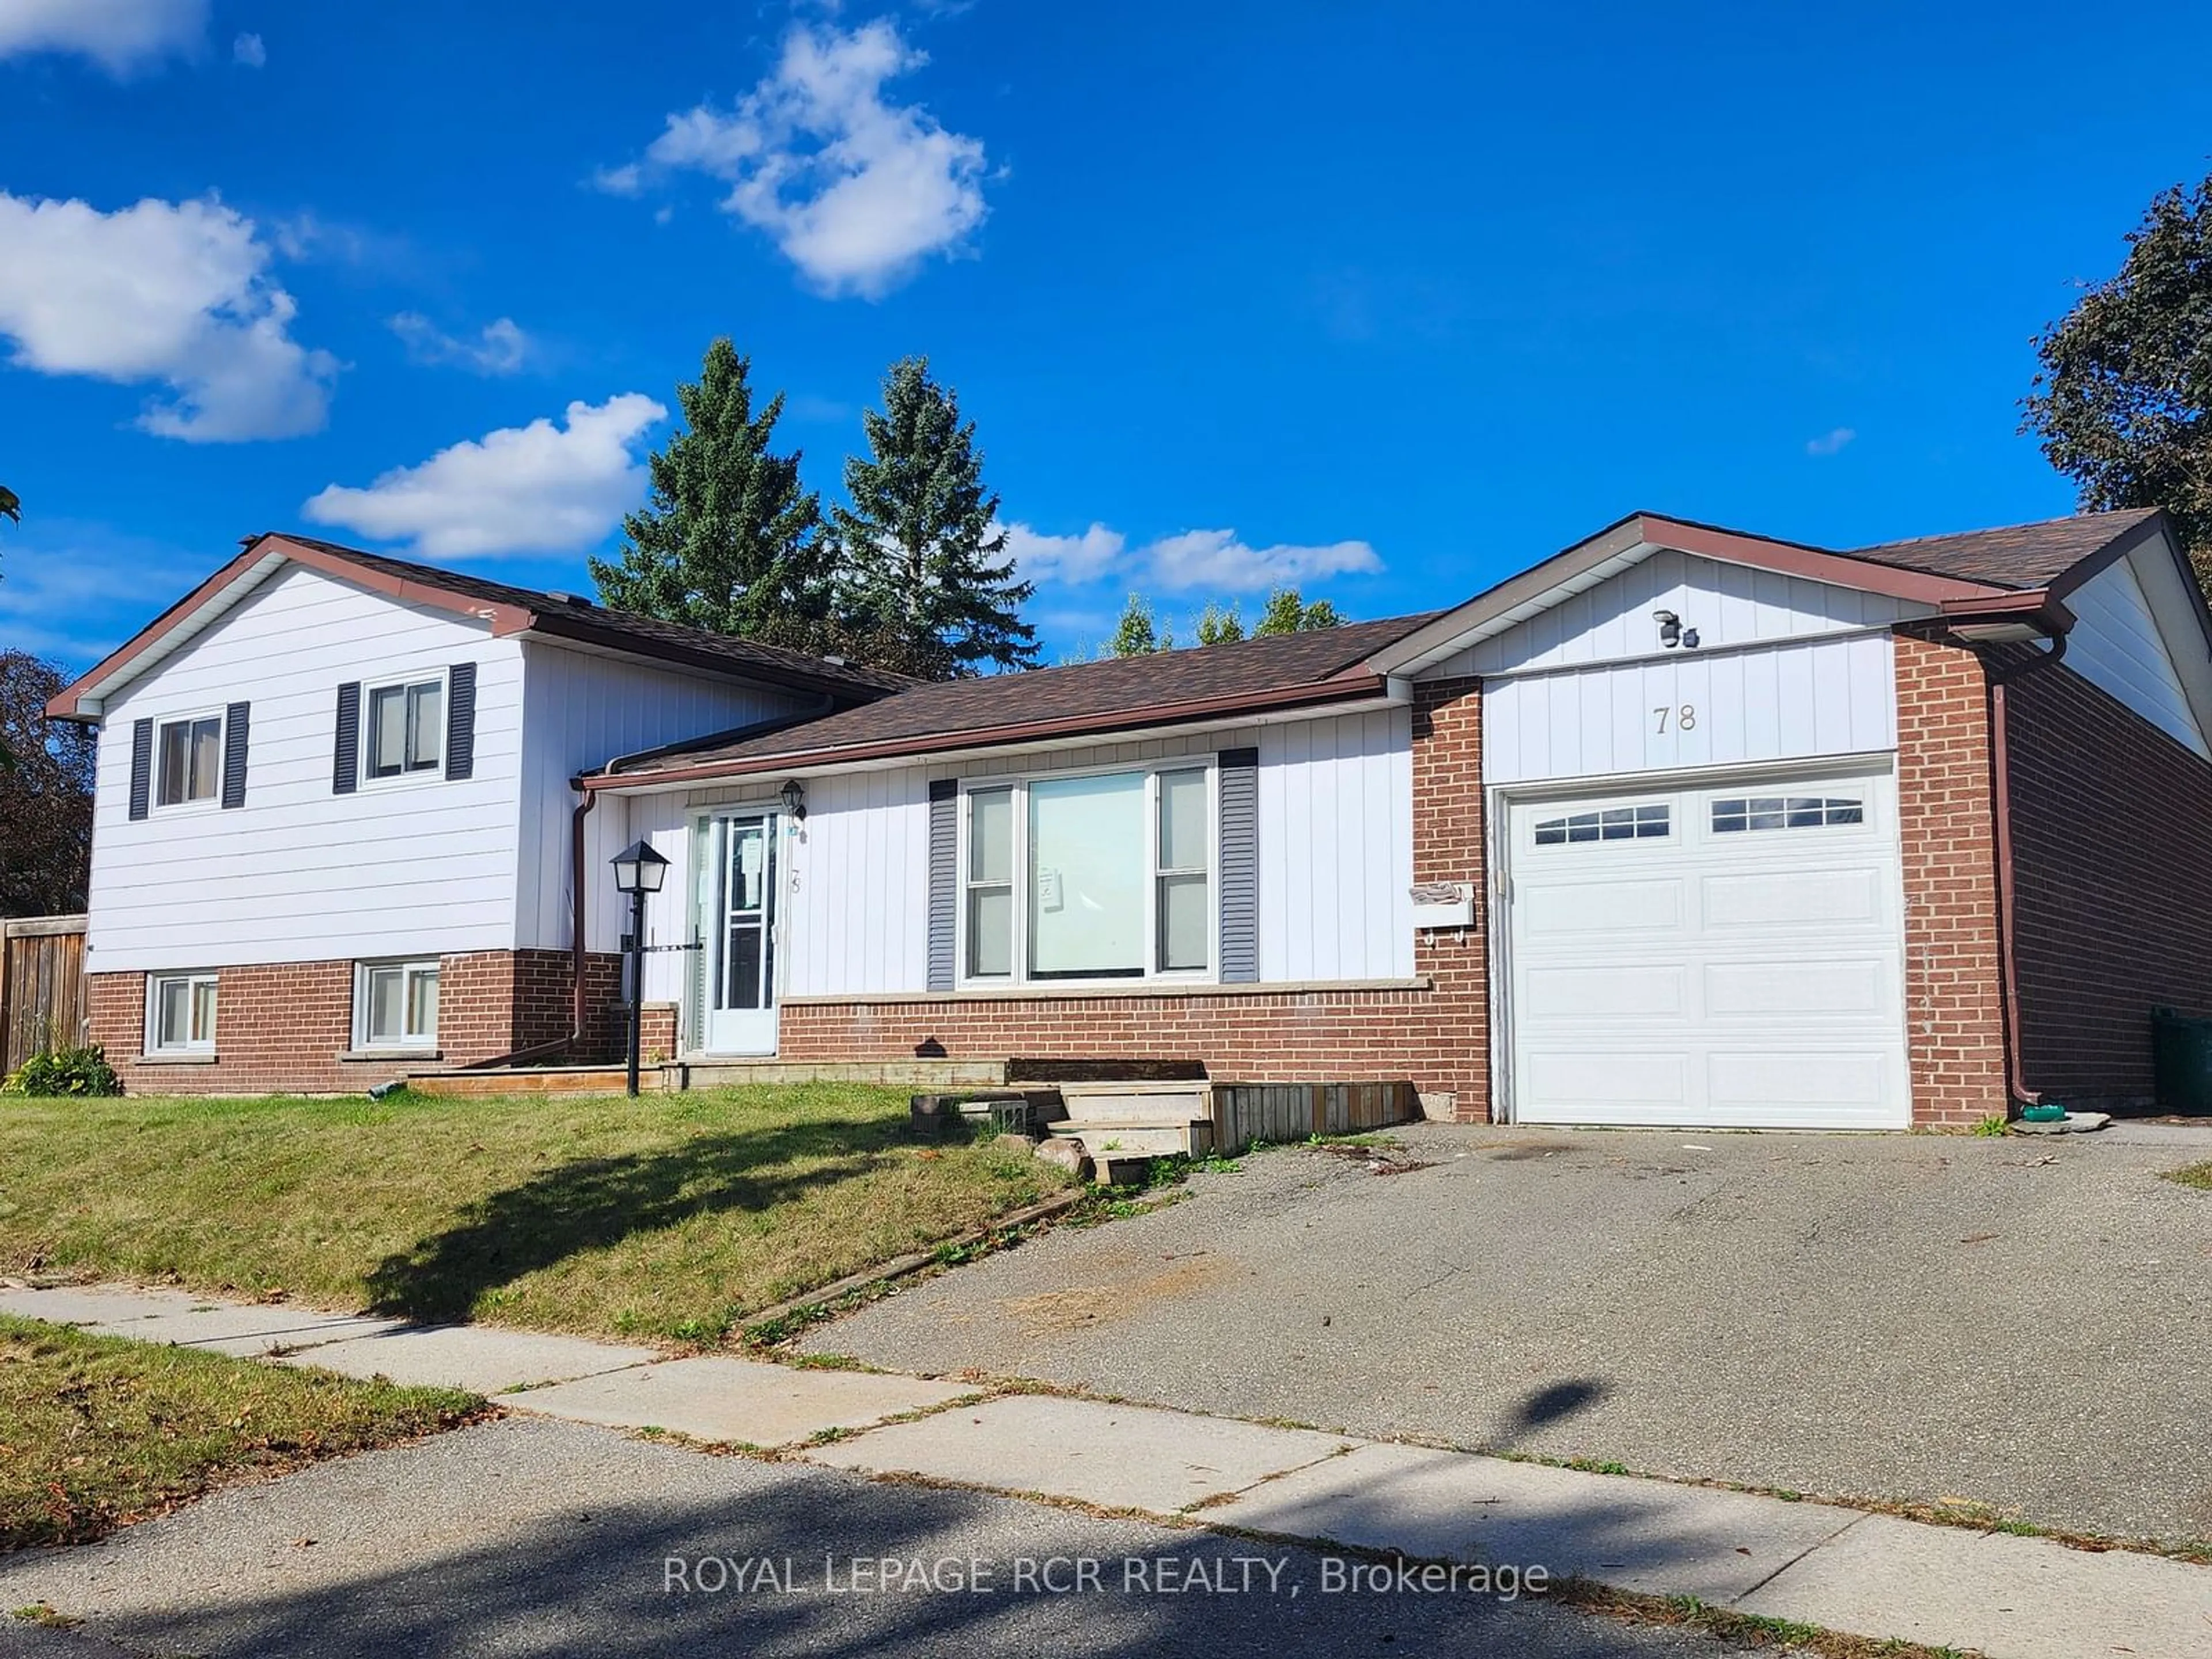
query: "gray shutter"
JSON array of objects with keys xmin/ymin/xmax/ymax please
[
  {"xmin": 1217, "ymin": 747, "xmax": 1259, "ymax": 982},
  {"xmin": 445, "ymin": 662, "xmax": 478, "ymax": 780},
  {"xmin": 220, "ymin": 701, "xmax": 250, "ymax": 809},
  {"xmin": 128, "ymin": 719, "xmax": 153, "ymax": 821},
  {"xmin": 332, "ymin": 682, "xmax": 361, "ymax": 794},
  {"xmin": 926, "ymin": 779, "xmax": 957, "ymax": 991}
]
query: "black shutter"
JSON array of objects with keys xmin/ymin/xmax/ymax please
[
  {"xmin": 128, "ymin": 719, "xmax": 154, "ymax": 821},
  {"xmin": 445, "ymin": 662, "xmax": 478, "ymax": 780},
  {"xmin": 1217, "ymin": 748, "xmax": 1259, "ymax": 983},
  {"xmin": 220, "ymin": 702, "xmax": 250, "ymax": 809},
  {"xmin": 333, "ymin": 683, "xmax": 361, "ymax": 794},
  {"xmin": 926, "ymin": 779, "xmax": 957, "ymax": 991}
]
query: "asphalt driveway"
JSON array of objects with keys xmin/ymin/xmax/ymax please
[{"xmin": 801, "ymin": 1122, "xmax": 2212, "ymax": 1547}]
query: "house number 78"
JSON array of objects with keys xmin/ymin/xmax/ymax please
[{"xmin": 1653, "ymin": 704, "xmax": 1697, "ymax": 734}]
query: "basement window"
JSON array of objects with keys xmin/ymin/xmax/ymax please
[
  {"xmin": 1711, "ymin": 796, "xmax": 1865, "ymax": 834},
  {"xmin": 1532, "ymin": 804, "xmax": 1671, "ymax": 846},
  {"xmin": 147, "ymin": 971, "xmax": 218, "ymax": 1054},
  {"xmin": 354, "ymin": 960, "xmax": 440, "ymax": 1049}
]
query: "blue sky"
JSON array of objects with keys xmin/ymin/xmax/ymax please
[{"xmin": 2, "ymin": 1, "xmax": 2207, "ymax": 671}]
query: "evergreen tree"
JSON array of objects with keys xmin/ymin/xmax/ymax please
[
  {"xmin": 1254, "ymin": 586, "xmax": 1345, "ymax": 634},
  {"xmin": 1194, "ymin": 600, "xmax": 1245, "ymax": 645},
  {"xmin": 831, "ymin": 357, "xmax": 1037, "ymax": 677},
  {"xmin": 589, "ymin": 339, "xmax": 831, "ymax": 636},
  {"xmin": 1107, "ymin": 593, "xmax": 1166, "ymax": 657}
]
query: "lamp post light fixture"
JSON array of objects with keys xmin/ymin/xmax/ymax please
[{"xmin": 609, "ymin": 839, "xmax": 670, "ymax": 1097}]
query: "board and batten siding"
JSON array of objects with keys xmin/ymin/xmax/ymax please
[
  {"xmin": 1482, "ymin": 632, "xmax": 1899, "ymax": 785},
  {"xmin": 620, "ymin": 709, "xmax": 1418, "ymax": 1029},
  {"xmin": 1431, "ymin": 548, "xmax": 1929, "ymax": 679},
  {"xmin": 2061, "ymin": 549, "xmax": 2210, "ymax": 759},
  {"xmin": 514, "ymin": 641, "xmax": 813, "ymax": 956},
  {"xmin": 86, "ymin": 564, "xmax": 523, "ymax": 972}
]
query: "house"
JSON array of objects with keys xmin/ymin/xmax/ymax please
[{"xmin": 48, "ymin": 508, "xmax": 2212, "ymax": 1127}]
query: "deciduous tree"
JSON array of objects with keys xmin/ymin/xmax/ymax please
[
  {"xmin": 0, "ymin": 653, "xmax": 93, "ymax": 916},
  {"xmin": 1254, "ymin": 587, "xmax": 1345, "ymax": 634}
]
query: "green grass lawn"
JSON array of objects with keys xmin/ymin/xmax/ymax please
[
  {"xmin": 0, "ymin": 1085, "xmax": 1071, "ymax": 1345},
  {"xmin": 1, "ymin": 1314, "xmax": 480, "ymax": 1549}
]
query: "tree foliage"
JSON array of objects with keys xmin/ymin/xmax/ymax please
[
  {"xmin": 1194, "ymin": 600, "xmax": 1245, "ymax": 645},
  {"xmin": 0, "ymin": 652, "xmax": 94, "ymax": 916},
  {"xmin": 2023, "ymin": 176, "xmax": 2212, "ymax": 586},
  {"xmin": 588, "ymin": 339, "xmax": 833, "ymax": 636},
  {"xmin": 1255, "ymin": 587, "xmax": 1344, "ymax": 634},
  {"xmin": 832, "ymin": 357, "xmax": 1037, "ymax": 677},
  {"xmin": 0, "ymin": 484, "xmax": 17, "ymax": 524},
  {"xmin": 1108, "ymin": 592, "xmax": 1166, "ymax": 656}
]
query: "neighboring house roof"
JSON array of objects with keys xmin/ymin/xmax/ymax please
[
  {"xmin": 46, "ymin": 533, "xmax": 914, "ymax": 720},
  {"xmin": 592, "ymin": 612, "xmax": 1440, "ymax": 787}
]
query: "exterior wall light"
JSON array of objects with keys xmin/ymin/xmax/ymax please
[{"xmin": 779, "ymin": 778, "xmax": 808, "ymax": 821}]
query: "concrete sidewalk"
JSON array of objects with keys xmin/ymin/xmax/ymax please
[{"xmin": 7, "ymin": 1281, "xmax": 2207, "ymax": 1659}]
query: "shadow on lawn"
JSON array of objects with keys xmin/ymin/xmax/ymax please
[{"xmin": 362, "ymin": 1115, "xmax": 908, "ymax": 1324}]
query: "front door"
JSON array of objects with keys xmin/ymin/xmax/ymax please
[{"xmin": 696, "ymin": 813, "xmax": 779, "ymax": 1055}]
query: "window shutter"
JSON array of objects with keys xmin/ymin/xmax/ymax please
[
  {"xmin": 926, "ymin": 779, "xmax": 957, "ymax": 991},
  {"xmin": 445, "ymin": 662, "xmax": 478, "ymax": 780},
  {"xmin": 1217, "ymin": 747, "xmax": 1259, "ymax": 983},
  {"xmin": 220, "ymin": 702, "xmax": 250, "ymax": 809},
  {"xmin": 332, "ymin": 682, "xmax": 361, "ymax": 794},
  {"xmin": 128, "ymin": 719, "xmax": 154, "ymax": 821}
]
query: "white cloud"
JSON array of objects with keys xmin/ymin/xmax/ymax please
[
  {"xmin": 389, "ymin": 312, "xmax": 532, "ymax": 375},
  {"xmin": 0, "ymin": 191, "xmax": 336, "ymax": 441},
  {"xmin": 301, "ymin": 394, "xmax": 666, "ymax": 559},
  {"xmin": 231, "ymin": 31, "xmax": 263, "ymax": 67},
  {"xmin": 1806, "ymin": 426, "xmax": 1856, "ymax": 457},
  {"xmin": 1005, "ymin": 521, "xmax": 1382, "ymax": 593},
  {"xmin": 0, "ymin": 0, "xmax": 204, "ymax": 74},
  {"xmin": 604, "ymin": 19, "xmax": 987, "ymax": 297}
]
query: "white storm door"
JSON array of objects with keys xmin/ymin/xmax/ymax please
[
  {"xmin": 1505, "ymin": 768, "xmax": 1909, "ymax": 1130},
  {"xmin": 698, "ymin": 813, "xmax": 779, "ymax": 1055}
]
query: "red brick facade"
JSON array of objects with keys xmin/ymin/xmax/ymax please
[
  {"xmin": 2004, "ymin": 660, "xmax": 2212, "ymax": 1110},
  {"xmin": 1892, "ymin": 630, "xmax": 2012, "ymax": 1126},
  {"xmin": 90, "ymin": 948, "xmax": 623, "ymax": 1096},
  {"xmin": 779, "ymin": 677, "xmax": 1497, "ymax": 1119}
]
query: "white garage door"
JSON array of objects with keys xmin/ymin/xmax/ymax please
[{"xmin": 1505, "ymin": 768, "xmax": 1909, "ymax": 1129}]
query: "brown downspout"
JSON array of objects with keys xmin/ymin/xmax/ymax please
[{"xmin": 1985, "ymin": 633, "xmax": 2069, "ymax": 1113}]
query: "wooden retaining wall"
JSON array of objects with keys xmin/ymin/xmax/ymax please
[{"xmin": 1211, "ymin": 1080, "xmax": 1420, "ymax": 1153}]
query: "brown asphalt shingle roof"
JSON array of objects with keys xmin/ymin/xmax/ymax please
[
  {"xmin": 603, "ymin": 611, "xmax": 1438, "ymax": 778},
  {"xmin": 275, "ymin": 535, "xmax": 917, "ymax": 698},
  {"xmin": 1839, "ymin": 507, "xmax": 2162, "ymax": 590}
]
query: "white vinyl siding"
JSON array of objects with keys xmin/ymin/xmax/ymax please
[
  {"xmin": 1433, "ymin": 548, "xmax": 1929, "ymax": 678},
  {"xmin": 88, "ymin": 565, "xmax": 524, "ymax": 972},
  {"xmin": 1482, "ymin": 632, "xmax": 1897, "ymax": 786},
  {"xmin": 2061, "ymin": 551, "xmax": 2210, "ymax": 758},
  {"xmin": 514, "ymin": 639, "xmax": 812, "ymax": 956},
  {"xmin": 1256, "ymin": 708, "xmax": 1414, "ymax": 982}
]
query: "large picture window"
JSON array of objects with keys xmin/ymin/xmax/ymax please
[{"xmin": 960, "ymin": 766, "xmax": 1213, "ymax": 985}]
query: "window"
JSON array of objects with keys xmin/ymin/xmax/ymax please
[
  {"xmin": 155, "ymin": 713, "xmax": 223, "ymax": 808},
  {"xmin": 1711, "ymin": 795, "xmax": 1864, "ymax": 834},
  {"xmin": 355, "ymin": 960, "xmax": 439, "ymax": 1048},
  {"xmin": 365, "ymin": 676, "xmax": 445, "ymax": 779},
  {"xmin": 960, "ymin": 766, "xmax": 1213, "ymax": 984},
  {"xmin": 147, "ymin": 971, "xmax": 217, "ymax": 1053},
  {"xmin": 1533, "ymin": 804, "xmax": 1671, "ymax": 846}
]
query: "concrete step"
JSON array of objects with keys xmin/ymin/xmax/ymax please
[
  {"xmin": 1025, "ymin": 1081, "xmax": 1213, "ymax": 1123},
  {"xmin": 1045, "ymin": 1118, "xmax": 1215, "ymax": 1157}
]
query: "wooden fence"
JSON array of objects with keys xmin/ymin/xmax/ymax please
[
  {"xmin": 1, "ymin": 915, "xmax": 89, "ymax": 1075},
  {"xmin": 1211, "ymin": 1080, "xmax": 1420, "ymax": 1153}
]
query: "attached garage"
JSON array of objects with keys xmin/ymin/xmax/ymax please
[{"xmin": 1499, "ymin": 764, "xmax": 1910, "ymax": 1129}]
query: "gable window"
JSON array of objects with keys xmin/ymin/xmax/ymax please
[
  {"xmin": 147, "ymin": 971, "xmax": 218, "ymax": 1054},
  {"xmin": 156, "ymin": 713, "xmax": 224, "ymax": 808},
  {"xmin": 959, "ymin": 765, "xmax": 1214, "ymax": 985},
  {"xmin": 1533, "ymin": 804, "xmax": 1671, "ymax": 846},
  {"xmin": 1711, "ymin": 795, "xmax": 1864, "ymax": 834},
  {"xmin": 354, "ymin": 960, "xmax": 440, "ymax": 1050},
  {"xmin": 365, "ymin": 675, "xmax": 445, "ymax": 779}
]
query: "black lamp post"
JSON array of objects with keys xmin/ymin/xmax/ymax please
[{"xmin": 610, "ymin": 839, "xmax": 670, "ymax": 1097}]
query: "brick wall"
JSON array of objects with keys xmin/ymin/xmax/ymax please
[
  {"xmin": 2003, "ymin": 660, "xmax": 2212, "ymax": 1110},
  {"xmin": 779, "ymin": 677, "xmax": 1497, "ymax": 1119},
  {"xmin": 1892, "ymin": 630, "xmax": 2010, "ymax": 1125},
  {"xmin": 90, "ymin": 948, "xmax": 624, "ymax": 1096}
]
